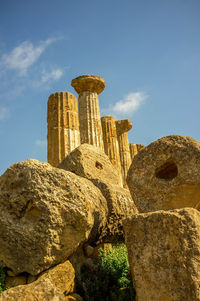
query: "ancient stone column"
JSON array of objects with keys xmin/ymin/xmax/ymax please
[
  {"xmin": 47, "ymin": 92, "xmax": 80, "ymax": 167},
  {"xmin": 116, "ymin": 120, "xmax": 132, "ymax": 188},
  {"xmin": 129, "ymin": 143, "xmax": 138, "ymax": 160},
  {"xmin": 71, "ymin": 75, "xmax": 105, "ymax": 151},
  {"xmin": 129, "ymin": 143, "xmax": 145, "ymax": 160},
  {"xmin": 101, "ymin": 116, "xmax": 122, "ymax": 186}
]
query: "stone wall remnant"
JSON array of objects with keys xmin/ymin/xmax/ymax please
[
  {"xmin": 116, "ymin": 119, "xmax": 132, "ymax": 187},
  {"xmin": 123, "ymin": 208, "xmax": 200, "ymax": 301},
  {"xmin": 127, "ymin": 135, "xmax": 200, "ymax": 213},
  {"xmin": 47, "ymin": 92, "xmax": 80, "ymax": 167},
  {"xmin": 101, "ymin": 116, "xmax": 122, "ymax": 185},
  {"xmin": 71, "ymin": 75, "xmax": 105, "ymax": 151}
]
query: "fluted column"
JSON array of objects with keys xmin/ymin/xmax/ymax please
[
  {"xmin": 129, "ymin": 143, "xmax": 138, "ymax": 160},
  {"xmin": 101, "ymin": 116, "xmax": 123, "ymax": 186},
  {"xmin": 71, "ymin": 75, "xmax": 105, "ymax": 151},
  {"xmin": 129, "ymin": 143, "xmax": 145, "ymax": 160},
  {"xmin": 116, "ymin": 120, "xmax": 132, "ymax": 188},
  {"xmin": 47, "ymin": 92, "xmax": 80, "ymax": 167}
]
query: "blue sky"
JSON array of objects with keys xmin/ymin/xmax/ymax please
[{"xmin": 0, "ymin": 0, "xmax": 200, "ymax": 175}]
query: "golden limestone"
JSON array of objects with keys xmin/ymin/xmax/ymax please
[
  {"xmin": 71, "ymin": 75, "xmax": 105, "ymax": 151},
  {"xmin": 116, "ymin": 120, "xmax": 132, "ymax": 187},
  {"xmin": 47, "ymin": 75, "xmax": 142, "ymax": 187},
  {"xmin": 129, "ymin": 143, "xmax": 145, "ymax": 160},
  {"xmin": 101, "ymin": 116, "xmax": 123, "ymax": 186},
  {"xmin": 47, "ymin": 92, "xmax": 80, "ymax": 167}
]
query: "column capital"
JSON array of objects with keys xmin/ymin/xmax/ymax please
[
  {"xmin": 116, "ymin": 119, "xmax": 132, "ymax": 135},
  {"xmin": 71, "ymin": 75, "xmax": 105, "ymax": 95}
]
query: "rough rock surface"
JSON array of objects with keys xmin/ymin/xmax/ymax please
[
  {"xmin": 0, "ymin": 261, "xmax": 75, "ymax": 301},
  {"xmin": 58, "ymin": 143, "xmax": 120, "ymax": 186},
  {"xmin": 0, "ymin": 159, "xmax": 107, "ymax": 275},
  {"xmin": 97, "ymin": 183, "xmax": 138, "ymax": 241},
  {"xmin": 123, "ymin": 208, "xmax": 200, "ymax": 301},
  {"xmin": 58, "ymin": 144, "xmax": 137, "ymax": 240},
  {"xmin": 127, "ymin": 135, "xmax": 200, "ymax": 213}
]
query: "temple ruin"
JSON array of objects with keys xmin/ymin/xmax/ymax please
[{"xmin": 47, "ymin": 74, "xmax": 144, "ymax": 187}]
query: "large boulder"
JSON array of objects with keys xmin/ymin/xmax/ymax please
[
  {"xmin": 0, "ymin": 159, "xmax": 107, "ymax": 275},
  {"xmin": 127, "ymin": 135, "xmax": 200, "ymax": 213},
  {"xmin": 0, "ymin": 261, "xmax": 75, "ymax": 301},
  {"xmin": 58, "ymin": 143, "xmax": 121, "ymax": 186},
  {"xmin": 123, "ymin": 208, "xmax": 200, "ymax": 301},
  {"xmin": 58, "ymin": 144, "xmax": 138, "ymax": 240}
]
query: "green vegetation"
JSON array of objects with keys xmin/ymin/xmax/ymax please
[
  {"xmin": 77, "ymin": 243, "xmax": 136, "ymax": 301},
  {"xmin": 0, "ymin": 266, "xmax": 7, "ymax": 293}
]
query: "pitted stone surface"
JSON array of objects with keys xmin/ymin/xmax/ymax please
[
  {"xmin": 0, "ymin": 261, "xmax": 75, "ymax": 301},
  {"xmin": 127, "ymin": 135, "xmax": 200, "ymax": 213},
  {"xmin": 123, "ymin": 208, "xmax": 200, "ymax": 301},
  {"xmin": 0, "ymin": 159, "xmax": 107, "ymax": 275},
  {"xmin": 47, "ymin": 91, "xmax": 80, "ymax": 167},
  {"xmin": 58, "ymin": 144, "xmax": 137, "ymax": 241}
]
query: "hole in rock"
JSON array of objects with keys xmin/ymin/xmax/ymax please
[
  {"xmin": 155, "ymin": 160, "xmax": 178, "ymax": 180},
  {"xmin": 95, "ymin": 161, "xmax": 103, "ymax": 170}
]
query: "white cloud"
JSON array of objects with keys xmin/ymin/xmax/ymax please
[
  {"xmin": 0, "ymin": 107, "xmax": 9, "ymax": 120},
  {"xmin": 112, "ymin": 92, "xmax": 147, "ymax": 115},
  {"xmin": 35, "ymin": 139, "xmax": 47, "ymax": 146},
  {"xmin": 0, "ymin": 37, "xmax": 60, "ymax": 76},
  {"xmin": 41, "ymin": 68, "xmax": 63, "ymax": 83}
]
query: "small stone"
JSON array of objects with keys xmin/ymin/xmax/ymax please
[
  {"xmin": 27, "ymin": 274, "xmax": 37, "ymax": 284},
  {"xmin": 5, "ymin": 275, "xmax": 27, "ymax": 288},
  {"xmin": 0, "ymin": 261, "xmax": 75, "ymax": 301},
  {"xmin": 66, "ymin": 293, "xmax": 83, "ymax": 301},
  {"xmin": 84, "ymin": 245, "xmax": 94, "ymax": 257}
]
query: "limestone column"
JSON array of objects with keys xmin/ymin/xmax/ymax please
[
  {"xmin": 116, "ymin": 120, "xmax": 132, "ymax": 188},
  {"xmin": 129, "ymin": 143, "xmax": 138, "ymax": 160},
  {"xmin": 47, "ymin": 92, "xmax": 80, "ymax": 167},
  {"xmin": 129, "ymin": 143, "xmax": 145, "ymax": 160},
  {"xmin": 101, "ymin": 116, "xmax": 122, "ymax": 186},
  {"xmin": 71, "ymin": 75, "xmax": 105, "ymax": 151}
]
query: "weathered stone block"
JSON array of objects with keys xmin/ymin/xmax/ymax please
[
  {"xmin": 123, "ymin": 208, "xmax": 200, "ymax": 301},
  {"xmin": 127, "ymin": 135, "xmax": 200, "ymax": 213},
  {"xmin": 58, "ymin": 144, "xmax": 137, "ymax": 241},
  {"xmin": 0, "ymin": 261, "xmax": 75, "ymax": 301},
  {"xmin": 0, "ymin": 159, "xmax": 107, "ymax": 275}
]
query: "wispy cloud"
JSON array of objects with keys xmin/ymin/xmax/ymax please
[
  {"xmin": 102, "ymin": 91, "xmax": 148, "ymax": 118},
  {"xmin": 113, "ymin": 92, "xmax": 147, "ymax": 115},
  {"xmin": 0, "ymin": 37, "xmax": 61, "ymax": 76},
  {"xmin": 35, "ymin": 139, "xmax": 47, "ymax": 146},
  {"xmin": 0, "ymin": 107, "xmax": 9, "ymax": 121},
  {"xmin": 41, "ymin": 68, "xmax": 63, "ymax": 83}
]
